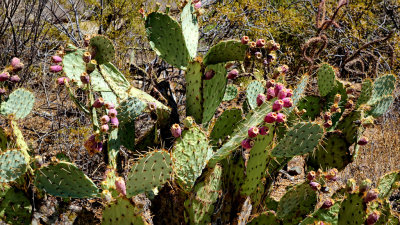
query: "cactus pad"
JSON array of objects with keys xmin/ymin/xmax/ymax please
[
  {"xmin": 181, "ymin": 1, "xmax": 199, "ymax": 58},
  {"xmin": 185, "ymin": 61, "xmax": 203, "ymax": 123},
  {"xmin": 173, "ymin": 125, "xmax": 212, "ymax": 191},
  {"xmin": 337, "ymin": 193, "xmax": 366, "ymax": 225},
  {"xmin": 0, "ymin": 89, "xmax": 34, "ymax": 119},
  {"xmin": 98, "ymin": 63, "xmax": 130, "ymax": 99},
  {"xmin": 368, "ymin": 74, "xmax": 396, "ymax": 105},
  {"xmin": 0, "ymin": 186, "xmax": 32, "ymax": 225},
  {"xmin": 89, "ymin": 35, "xmax": 115, "ymax": 64},
  {"xmin": 276, "ymin": 182, "xmax": 317, "ymax": 224},
  {"xmin": 117, "ymin": 97, "xmax": 147, "ymax": 124},
  {"xmin": 246, "ymin": 81, "xmax": 265, "ymax": 110},
  {"xmin": 145, "ymin": 12, "xmax": 190, "ymax": 69},
  {"xmin": 356, "ymin": 78, "xmax": 373, "ymax": 107},
  {"xmin": 126, "ymin": 150, "xmax": 173, "ymax": 197},
  {"xmin": 377, "ymin": 170, "xmax": 400, "ymax": 198},
  {"xmin": 367, "ymin": 95, "xmax": 394, "ymax": 117},
  {"xmin": 35, "ymin": 161, "xmax": 99, "ymax": 198},
  {"xmin": 223, "ymin": 84, "xmax": 238, "ymax": 101},
  {"xmin": 203, "ymin": 40, "xmax": 248, "ymax": 65},
  {"xmin": 291, "ymin": 74, "xmax": 309, "ymax": 108},
  {"xmin": 0, "ymin": 150, "xmax": 27, "ymax": 183},
  {"xmin": 336, "ymin": 110, "xmax": 362, "ymax": 143},
  {"xmin": 210, "ymin": 108, "xmax": 242, "ymax": 146},
  {"xmin": 202, "ymin": 63, "xmax": 227, "ymax": 123},
  {"xmin": 271, "ymin": 122, "xmax": 323, "ymax": 157},
  {"xmin": 101, "ymin": 198, "xmax": 146, "ymax": 225},
  {"xmin": 317, "ymin": 63, "xmax": 336, "ymax": 96},
  {"xmin": 118, "ymin": 120, "xmax": 135, "ymax": 151},
  {"xmin": 248, "ymin": 211, "xmax": 280, "ymax": 225},
  {"xmin": 297, "ymin": 96, "xmax": 322, "ymax": 120},
  {"xmin": 184, "ymin": 165, "xmax": 222, "ymax": 224},
  {"xmin": 299, "ymin": 201, "xmax": 340, "ymax": 225},
  {"xmin": 308, "ymin": 132, "xmax": 352, "ymax": 171}
]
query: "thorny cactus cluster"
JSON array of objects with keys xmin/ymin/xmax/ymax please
[{"xmin": 0, "ymin": 0, "xmax": 399, "ymax": 224}]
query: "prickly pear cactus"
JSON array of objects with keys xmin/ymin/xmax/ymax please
[
  {"xmin": 181, "ymin": 0, "xmax": 199, "ymax": 58},
  {"xmin": 173, "ymin": 125, "xmax": 212, "ymax": 191},
  {"xmin": 356, "ymin": 78, "xmax": 373, "ymax": 107},
  {"xmin": 337, "ymin": 192, "xmax": 366, "ymax": 225},
  {"xmin": 203, "ymin": 40, "xmax": 248, "ymax": 66},
  {"xmin": 101, "ymin": 198, "xmax": 147, "ymax": 225},
  {"xmin": 185, "ymin": 61, "xmax": 204, "ymax": 122},
  {"xmin": 117, "ymin": 97, "xmax": 147, "ymax": 124},
  {"xmin": 377, "ymin": 170, "xmax": 400, "ymax": 198},
  {"xmin": 0, "ymin": 150, "xmax": 27, "ymax": 183},
  {"xmin": 248, "ymin": 211, "xmax": 280, "ymax": 225},
  {"xmin": 291, "ymin": 74, "xmax": 309, "ymax": 108},
  {"xmin": 299, "ymin": 201, "xmax": 341, "ymax": 225},
  {"xmin": 0, "ymin": 185, "xmax": 32, "ymax": 225},
  {"xmin": 336, "ymin": 110, "xmax": 362, "ymax": 143},
  {"xmin": 98, "ymin": 63, "xmax": 130, "ymax": 99},
  {"xmin": 246, "ymin": 80, "xmax": 265, "ymax": 110},
  {"xmin": 89, "ymin": 35, "xmax": 115, "ymax": 64},
  {"xmin": 366, "ymin": 95, "xmax": 394, "ymax": 117},
  {"xmin": 126, "ymin": 150, "xmax": 173, "ymax": 197},
  {"xmin": 35, "ymin": 161, "xmax": 99, "ymax": 198},
  {"xmin": 317, "ymin": 63, "xmax": 336, "ymax": 97},
  {"xmin": 368, "ymin": 74, "xmax": 396, "ymax": 105},
  {"xmin": 223, "ymin": 84, "xmax": 238, "ymax": 101},
  {"xmin": 0, "ymin": 89, "xmax": 34, "ymax": 119},
  {"xmin": 210, "ymin": 108, "xmax": 242, "ymax": 146},
  {"xmin": 296, "ymin": 96, "xmax": 322, "ymax": 120}
]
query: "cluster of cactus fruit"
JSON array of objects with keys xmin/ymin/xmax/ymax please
[{"xmin": 0, "ymin": 0, "xmax": 399, "ymax": 224}]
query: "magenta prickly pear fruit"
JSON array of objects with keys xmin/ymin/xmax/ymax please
[
  {"xmin": 259, "ymin": 126, "xmax": 269, "ymax": 135},
  {"xmin": 115, "ymin": 177, "xmax": 127, "ymax": 196},
  {"xmin": 330, "ymin": 103, "xmax": 340, "ymax": 113},
  {"xmin": 101, "ymin": 124, "xmax": 109, "ymax": 133},
  {"xmin": 249, "ymin": 42, "xmax": 256, "ymax": 48},
  {"xmin": 309, "ymin": 181, "xmax": 321, "ymax": 191},
  {"xmin": 0, "ymin": 88, "xmax": 5, "ymax": 95},
  {"xmin": 282, "ymin": 97, "xmax": 293, "ymax": 108},
  {"xmin": 248, "ymin": 127, "xmax": 259, "ymax": 138},
  {"xmin": 307, "ymin": 171, "xmax": 316, "ymax": 181},
  {"xmin": 266, "ymin": 87, "xmax": 275, "ymax": 100},
  {"xmin": 277, "ymin": 89, "xmax": 287, "ymax": 99},
  {"xmin": 100, "ymin": 115, "xmax": 110, "ymax": 124},
  {"xmin": 266, "ymin": 40, "xmax": 280, "ymax": 51},
  {"xmin": 358, "ymin": 137, "xmax": 368, "ymax": 145},
  {"xmin": 346, "ymin": 85, "xmax": 355, "ymax": 94},
  {"xmin": 266, "ymin": 79, "xmax": 276, "ymax": 88},
  {"xmin": 334, "ymin": 94, "xmax": 341, "ymax": 103},
  {"xmin": 171, "ymin": 124, "xmax": 182, "ymax": 138},
  {"xmin": 105, "ymin": 102, "xmax": 115, "ymax": 110},
  {"xmin": 194, "ymin": 1, "xmax": 201, "ymax": 9},
  {"xmin": 254, "ymin": 51, "xmax": 262, "ymax": 59},
  {"xmin": 256, "ymin": 93, "xmax": 266, "ymax": 106},
  {"xmin": 0, "ymin": 72, "xmax": 10, "ymax": 81},
  {"xmin": 274, "ymin": 83, "xmax": 285, "ymax": 96},
  {"xmin": 286, "ymin": 89, "xmax": 293, "ymax": 97},
  {"xmin": 50, "ymin": 65, "xmax": 63, "ymax": 73},
  {"xmin": 264, "ymin": 112, "xmax": 277, "ymax": 123},
  {"xmin": 10, "ymin": 75, "xmax": 20, "ymax": 83},
  {"xmin": 51, "ymin": 55, "xmax": 63, "ymax": 63},
  {"xmin": 204, "ymin": 69, "xmax": 215, "ymax": 80},
  {"xmin": 92, "ymin": 97, "xmax": 104, "ymax": 108},
  {"xmin": 57, "ymin": 77, "xmax": 69, "ymax": 86},
  {"xmin": 256, "ymin": 39, "xmax": 266, "ymax": 47},
  {"xmin": 324, "ymin": 120, "xmax": 332, "ymax": 128},
  {"xmin": 321, "ymin": 199, "xmax": 334, "ymax": 209},
  {"xmin": 276, "ymin": 113, "xmax": 286, "ymax": 123},
  {"xmin": 110, "ymin": 117, "xmax": 119, "ymax": 128},
  {"xmin": 108, "ymin": 108, "xmax": 118, "ymax": 117},
  {"xmin": 84, "ymin": 134, "xmax": 103, "ymax": 155},
  {"xmin": 241, "ymin": 139, "xmax": 254, "ymax": 150},
  {"xmin": 366, "ymin": 211, "xmax": 380, "ymax": 225},
  {"xmin": 364, "ymin": 189, "xmax": 379, "ymax": 203},
  {"xmin": 325, "ymin": 168, "xmax": 338, "ymax": 181},
  {"xmin": 11, "ymin": 57, "xmax": 20, "ymax": 67},
  {"xmin": 83, "ymin": 52, "xmax": 91, "ymax": 63},
  {"xmin": 241, "ymin": 36, "xmax": 250, "ymax": 45},
  {"xmin": 227, "ymin": 69, "xmax": 238, "ymax": 79},
  {"xmin": 272, "ymin": 99, "xmax": 284, "ymax": 112},
  {"xmin": 80, "ymin": 72, "xmax": 90, "ymax": 84},
  {"xmin": 323, "ymin": 112, "xmax": 332, "ymax": 121}
]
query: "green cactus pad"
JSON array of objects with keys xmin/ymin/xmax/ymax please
[
  {"xmin": 0, "ymin": 150, "xmax": 27, "ymax": 183},
  {"xmin": 89, "ymin": 35, "xmax": 115, "ymax": 64},
  {"xmin": 297, "ymin": 96, "xmax": 322, "ymax": 120},
  {"xmin": 375, "ymin": 200, "xmax": 400, "ymax": 225},
  {"xmin": 99, "ymin": 63, "xmax": 130, "ymax": 100},
  {"xmin": 368, "ymin": 74, "xmax": 396, "ymax": 105},
  {"xmin": 35, "ymin": 161, "xmax": 99, "ymax": 198},
  {"xmin": 101, "ymin": 91, "xmax": 118, "ymax": 107},
  {"xmin": 325, "ymin": 80, "xmax": 348, "ymax": 128},
  {"xmin": 126, "ymin": 150, "xmax": 173, "ymax": 197},
  {"xmin": 0, "ymin": 89, "xmax": 34, "ymax": 119},
  {"xmin": 185, "ymin": 61, "xmax": 203, "ymax": 123},
  {"xmin": 181, "ymin": 0, "xmax": 199, "ymax": 58},
  {"xmin": 145, "ymin": 12, "xmax": 190, "ymax": 69},
  {"xmin": 377, "ymin": 170, "xmax": 400, "ymax": 198},
  {"xmin": 248, "ymin": 211, "xmax": 280, "ymax": 225},
  {"xmin": 117, "ymin": 97, "xmax": 147, "ymax": 124},
  {"xmin": 223, "ymin": 154, "xmax": 246, "ymax": 195},
  {"xmin": 308, "ymin": 132, "xmax": 352, "ymax": 171},
  {"xmin": 203, "ymin": 40, "xmax": 248, "ymax": 66},
  {"xmin": 317, "ymin": 63, "xmax": 336, "ymax": 96},
  {"xmin": 184, "ymin": 165, "xmax": 222, "ymax": 225},
  {"xmin": 173, "ymin": 125, "xmax": 212, "ymax": 191},
  {"xmin": 210, "ymin": 108, "xmax": 243, "ymax": 146},
  {"xmin": 107, "ymin": 129, "xmax": 121, "ymax": 169},
  {"xmin": 337, "ymin": 193, "xmax": 366, "ymax": 225},
  {"xmin": 367, "ymin": 95, "xmax": 394, "ymax": 117},
  {"xmin": 277, "ymin": 182, "xmax": 317, "ymax": 224},
  {"xmin": 291, "ymin": 74, "xmax": 309, "ymax": 109},
  {"xmin": 208, "ymin": 101, "xmax": 272, "ymax": 167},
  {"xmin": 336, "ymin": 110, "xmax": 362, "ymax": 143},
  {"xmin": 101, "ymin": 198, "xmax": 146, "ymax": 225},
  {"xmin": 246, "ymin": 81, "xmax": 265, "ymax": 110},
  {"xmin": 299, "ymin": 201, "xmax": 340, "ymax": 225},
  {"xmin": 356, "ymin": 78, "xmax": 373, "ymax": 107},
  {"xmin": 11, "ymin": 120, "xmax": 29, "ymax": 158},
  {"xmin": 223, "ymin": 84, "xmax": 238, "ymax": 101},
  {"xmin": 0, "ymin": 186, "xmax": 32, "ymax": 225},
  {"xmin": 241, "ymin": 125, "xmax": 275, "ymax": 195},
  {"xmin": 202, "ymin": 63, "xmax": 227, "ymax": 123},
  {"xmin": 118, "ymin": 120, "xmax": 135, "ymax": 151},
  {"xmin": 271, "ymin": 122, "xmax": 323, "ymax": 157}
]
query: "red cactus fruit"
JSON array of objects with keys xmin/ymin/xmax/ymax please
[
  {"xmin": 266, "ymin": 79, "xmax": 276, "ymax": 88},
  {"xmin": 100, "ymin": 115, "xmax": 110, "ymax": 124},
  {"xmin": 101, "ymin": 124, "xmax": 109, "ymax": 133},
  {"xmin": 108, "ymin": 108, "xmax": 118, "ymax": 118},
  {"xmin": 272, "ymin": 100, "xmax": 284, "ymax": 112},
  {"xmin": 227, "ymin": 69, "xmax": 239, "ymax": 79},
  {"xmin": 255, "ymin": 51, "xmax": 262, "ymax": 59},
  {"xmin": 358, "ymin": 137, "xmax": 368, "ymax": 145},
  {"xmin": 241, "ymin": 36, "xmax": 250, "ymax": 45},
  {"xmin": 323, "ymin": 112, "xmax": 332, "ymax": 121},
  {"xmin": 241, "ymin": 139, "xmax": 254, "ymax": 149},
  {"xmin": 204, "ymin": 69, "xmax": 215, "ymax": 80},
  {"xmin": 57, "ymin": 77, "xmax": 69, "ymax": 86},
  {"xmin": 110, "ymin": 117, "xmax": 119, "ymax": 128},
  {"xmin": 248, "ymin": 127, "xmax": 259, "ymax": 138},
  {"xmin": 0, "ymin": 72, "xmax": 10, "ymax": 81},
  {"xmin": 256, "ymin": 39, "xmax": 266, "ymax": 47},
  {"xmin": 105, "ymin": 102, "xmax": 115, "ymax": 110},
  {"xmin": 266, "ymin": 87, "xmax": 276, "ymax": 100},
  {"xmin": 324, "ymin": 120, "xmax": 333, "ymax": 128},
  {"xmin": 277, "ymin": 89, "xmax": 287, "ymax": 99},
  {"xmin": 256, "ymin": 93, "xmax": 266, "ymax": 106},
  {"xmin": 307, "ymin": 171, "xmax": 316, "ymax": 181},
  {"xmin": 171, "ymin": 124, "xmax": 182, "ymax": 138},
  {"xmin": 274, "ymin": 83, "xmax": 285, "ymax": 96},
  {"xmin": 364, "ymin": 189, "xmax": 379, "ymax": 203},
  {"xmin": 115, "ymin": 177, "xmax": 127, "ymax": 196},
  {"xmin": 80, "ymin": 72, "xmax": 90, "ymax": 84},
  {"xmin": 52, "ymin": 55, "xmax": 63, "ymax": 63},
  {"xmin": 309, "ymin": 181, "xmax": 321, "ymax": 191},
  {"xmin": 264, "ymin": 112, "xmax": 277, "ymax": 123},
  {"xmin": 10, "ymin": 75, "xmax": 20, "ymax": 83},
  {"xmin": 282, "ymin": 97, "xmax": 293, "ymax": 108},
  {"xmin": 259, "ymin": 126, "xmax": 269, "ymax": 135},
  {"xmin": 92, "ymin": 97, "xmax": 104, "ymax": 108},
  {"xmin": 321, "ymin": 199, "xmax": 334, "ymax": 209},
  {"xmin": 366, "ymin": 211, "xmax": 380, "ymax": 225},
  {"xmin": 285, "ymin": 88, "xmax": 293, "ymax": 97},
  {"xmin": 276, "ymin": 113, "xmax": 286, "ymax": 123},
  {"xmin": 83, "ymin": 52, "xmax": 91, "ymax": 63},
  {"xmin": 50, "ymin": 65, "xmax": 63, "ymax": 73}
]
